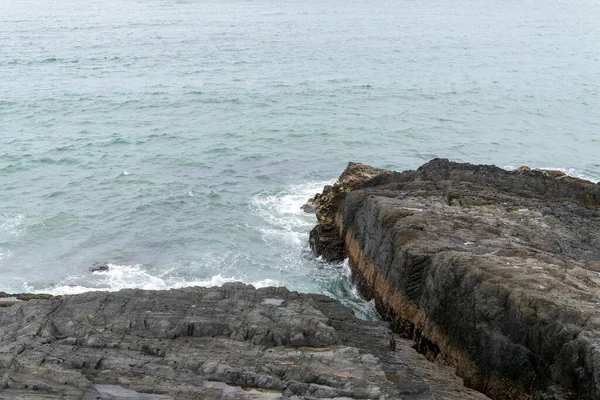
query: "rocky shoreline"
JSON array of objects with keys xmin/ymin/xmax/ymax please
[
  {"xmin": 0, "ymin": 284, "xmax": 488, "ymax": 399},
  {"xmin": 2, "ymin": 159, "xmax": 598, "ymax": 400},
  {"xmin": 307, "ymin": 159, "xmax": 600, "ymax": 400}
]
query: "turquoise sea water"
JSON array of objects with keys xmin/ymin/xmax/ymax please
[{"xmin": 1, "ymin": 0, "xmax": 599, "ymax": 316}]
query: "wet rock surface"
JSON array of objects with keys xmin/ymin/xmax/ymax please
[
  {"xmin": 309, "ymin": 159, "xmax": 600, "ymax": 400},
  {"xmin": 306, "ymin": 162, "xmax": 392, "ymax": 263},
  {"xmin": 0, "ymin": 283, "xmax": 488, "ymax": 400}
]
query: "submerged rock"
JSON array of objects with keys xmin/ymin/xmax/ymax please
[
  {"xmin": 0, "ymin": 283, "xmax": 488, "ymax": 399},
  {"xmin": 90, "ymin": 262, "xmax": 110, "ymax": 273},
  {"xmin": 309, "ymin": 159, "xmax": 600, "ymax": 400}
]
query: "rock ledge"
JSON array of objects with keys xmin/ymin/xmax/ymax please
[
  {"xmin": 0, "ymin": 283, "xmax": 488, "ymax": 399},
  {"xmin": 308, "ymin": 159, "xmax": 600, "ymax": 400}
]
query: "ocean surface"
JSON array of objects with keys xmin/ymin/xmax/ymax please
[{"xmin": 1, "ymin": 0, "xmax": 599, "ymax": 318}]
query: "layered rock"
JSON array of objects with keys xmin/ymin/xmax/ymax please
[
  {"xmin": 0, "ymin": 283, "xmax": 488, "ymax": 400},
  {"xmin": 308, "ymin": 159, "xmax": 600, "ymax": 400},
  {"xmin": 306, "ymin": 162, "xmax": 392, "ymax": 262}
]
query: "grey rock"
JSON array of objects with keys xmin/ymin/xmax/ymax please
[
  {"xmin": 90, "ymin": 262, "xmax": 110, "ymax": 273},
  {"xmin": 305, "ymin": 163, "xmax": 392, "ymax": 264},
  {"xmin": 309, "ymin": 158, "xmax": 600, "ymax": 400},
  {"xmin": 0, "ymin": 283, "xmax": 488, "ymax": 400}
]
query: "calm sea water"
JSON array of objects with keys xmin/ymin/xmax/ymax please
[{"xmin": 1, "ymin": 0, "xmax": 599, "ymax": 317}]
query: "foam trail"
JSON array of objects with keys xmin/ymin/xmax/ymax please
[
  {"xmin": 36, "ymin": 264, "xmax": 282, "ymax": 296},
  {"xmin": 251, "ymin": 181, "xmax": 330, "ymax": 248}
]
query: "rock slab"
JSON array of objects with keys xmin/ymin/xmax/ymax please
[{"xmin": 0, "ymin": 283, "xmax": 488, "ymax": 400}]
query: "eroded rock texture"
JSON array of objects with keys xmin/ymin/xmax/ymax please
[
  {"xmin": 309, "ymin": 159, "xmax": 600, "ymax": 400},
  {"xmin": 307, "ymin": 162, "xmax": 392, "ymax": 263},
  {"xmin": 0, "ymin": 283, "xmax": 488, "ymax": 399}
]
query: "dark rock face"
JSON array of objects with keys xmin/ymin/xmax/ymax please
[
  {"xmin": 0, "ymin": 283, "xmax": 488, "ymax": 400},
  {"xmin": 308, "ymin": 223, "xmax": 345, "ymax": 263},
  {"xmin": 305, "ymin": 162, "xmax": 391, "ymax": 263},
  {"xmin": 309, "ymin": 159, "xmax": 600, "ymax": 400}
]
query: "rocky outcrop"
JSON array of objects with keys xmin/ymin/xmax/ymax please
[
  {"xmin": 0, "ymin": 283, "xmax": 488, "ymax": 400},
  {"xmin": 306, "ymin": 162, "xmax": 392, "ymax": 262},
  {"xmin": 308, "ymin": 159, "xmax": 600, "ymax": 400}
]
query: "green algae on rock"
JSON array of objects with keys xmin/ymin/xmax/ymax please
[{"xmin": 0, "ymin": 292, "xmax": 56, "ymax": 308}]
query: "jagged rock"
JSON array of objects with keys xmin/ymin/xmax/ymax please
[
  {"xmin": 304, "ymin": 162, "xmax": 392, "ymax": 225},
  {"xmin": 304, "ymin": 162, "xmax": 391, "ymax": 262},
  {"xmin": 309, "ymin": 159, "xmax": 600, "ymax": 400},
  {"xmin": 0, "ymin": 283, "xmax": 488, "ymax": 400},
  {"xmin": 308, "ymin": 224, "xmax": 345, "ymax": 263}
]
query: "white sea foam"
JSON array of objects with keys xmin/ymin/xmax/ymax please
[
  {"xmin": 36, "ymin": 263, "xmax": 282, "ymax": 296},
  {"xmin": 253, "ymin": 181, "xmax": 329, "ymax": 217},
  {"xmin": 340, "ymin": 258, "xmax": 361, "ymax": 299},
  {"xmin": 251, "ymin": 181, "xmax": 330, "ymax": 245},
  {"xmin": 250, "ymin": 181, "xmax": 332, "ymax": 280}
]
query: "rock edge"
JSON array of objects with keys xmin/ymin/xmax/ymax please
[
  {"xmin": 308, "ymin": 159, "xmax": 600, "ymax": 400},
  {"xmin": 0, "ymin": 283, "xmax": 489, "ymax": 400}
]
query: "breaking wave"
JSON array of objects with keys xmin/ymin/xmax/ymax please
[{"xmin": 35, "ymin": 263, "xmax": 281, "ymax": 296}]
